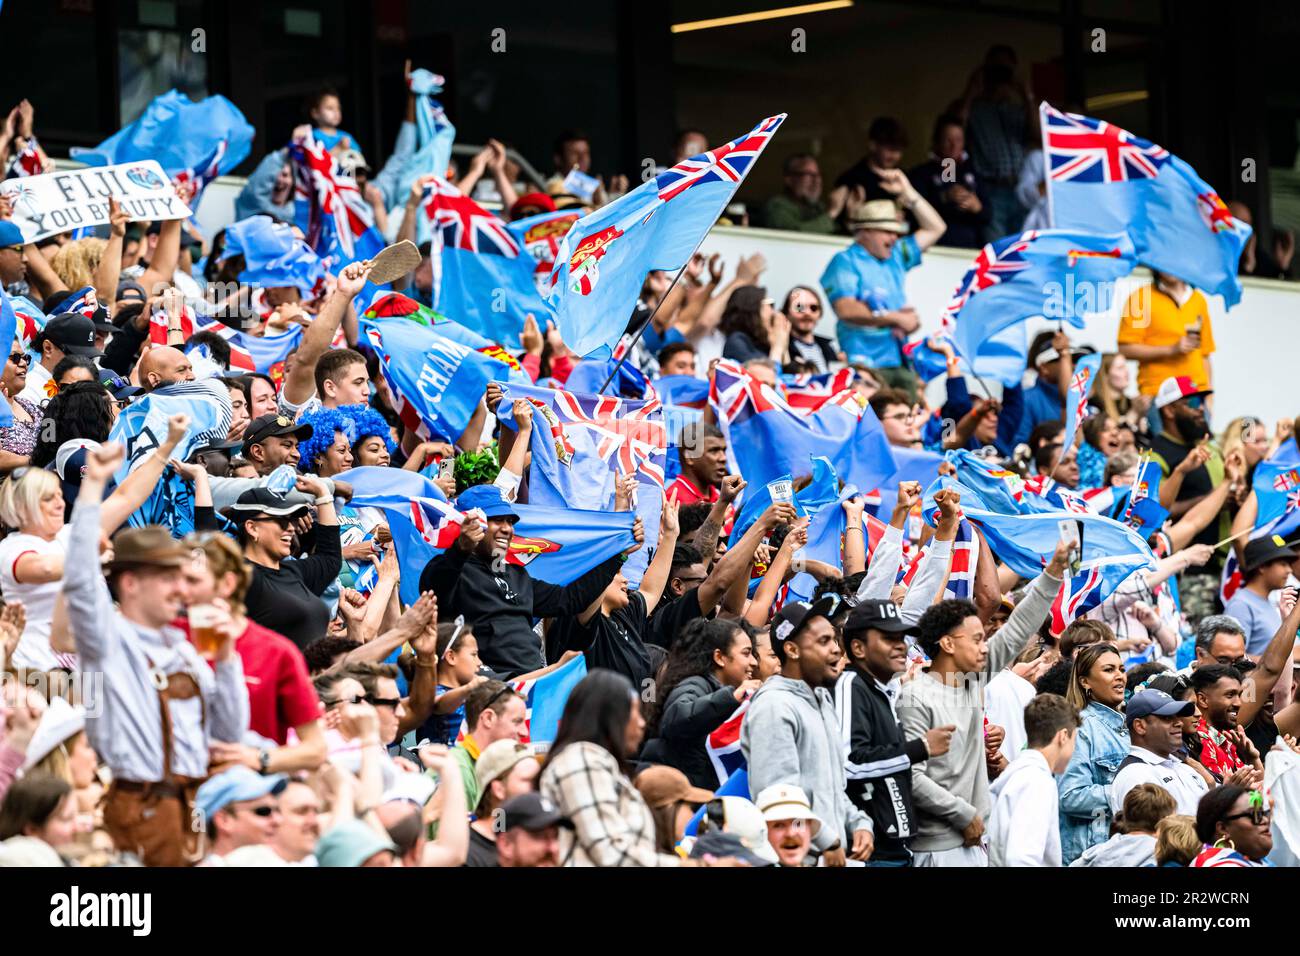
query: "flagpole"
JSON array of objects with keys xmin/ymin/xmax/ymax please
[{"xmin": 597, "ymin": 256, "xmax": 695, "ymax": 396}]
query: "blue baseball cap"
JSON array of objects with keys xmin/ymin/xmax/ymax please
[
  {"xmin": 0, "ymin": 221, "xmax": 23, "ymax": 248},
  {"xmin": 1125, "ymin": 689, "xmax": 1194, "ymax": 727},
  {"xmin": 455, "ymin": 483, "xmax": 519, "ymax": 521},
  {"xmin": 194, "ymin": 765, "xmax": 288, "ymax": 820}
]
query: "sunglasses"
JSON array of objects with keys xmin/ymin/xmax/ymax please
[
  {"xmin": 251, "ymin": 514, "xmax": 294, "ymax": 528},
  {"xmin": 1222, "ymin": 806, "xmax": 1270, "ymax": 826},
  {"xmin": 1182, "ymin": 395, "xmax": 1205, "ymax": 410},
  {"xmin": 365, "ymin": 695, "xmax": 402, "ymax": 709},
  {"xmin": 237, "ymin": 804, "xmax": 279, "ymax": 818},
  {"xmin": 8, "ymin": 352, "xmax": 29, "ymax": 365},
  {"xmin": 325, "ymin": 693, "xmax": 365, "ymax": 708},
  {"xmin": 482, "ymin": 685, "xmax": 515, "ymax": 710},
  {"xmin": 792, "ymin": 303, "xmax": 821, "ymax": 314},
  {"xmin": 1, "ymin": 245, "xmax": 22, "ymax": 254}
]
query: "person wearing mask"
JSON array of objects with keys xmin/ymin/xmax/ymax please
[
  {"xmin": 540, "ymin": 670, "xmax": 688, "ymax": 867},
  {"xmin": 63, "ymin": 442, "xmax": 250, "ymax": 866},
  {"xmin": 988, "ymin": 693, "xmax": 1080, "ymax": 867},
  {"xmin": 742, "ymin": 597, "xmax": 874, "ymax": 866},
  {"xmin": 1109, "ymin": 689, "xmax": 1208, "ymax": 816},
  {"xmin": 1191, "ymin": 785, "xmax": 1274, "ymax": 867},
  {"xmin": 836, "ymin": 599, "xmax": 956, "ymax": 867},
  {"xmin": 1058, "ymin": 642, "xmax": 1129, "ymax": 864},
  {"xmin": 647, "ymin": 617, "xmax": 760, "ymax": 790}
]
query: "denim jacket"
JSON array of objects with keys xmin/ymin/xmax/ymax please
[{"xmin": 1058, "ymin": 701, "xmax": 1129, "ymax": 864}]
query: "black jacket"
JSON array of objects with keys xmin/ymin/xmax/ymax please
[
  {"xmin": 833, "ymin": 666, "xmax": 929, "ymax": 862},
  {"xmin": 418, "ymin": 546, "xmax": 620, "ymax": 678},
  {"xmin": 654, "ymin": 674, "xmax": 741, "ymax": 790}
]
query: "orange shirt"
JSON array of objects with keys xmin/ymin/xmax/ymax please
[{"xmin": 1117, "ymin": 284, "xmax": 1215, "ymax": 395}]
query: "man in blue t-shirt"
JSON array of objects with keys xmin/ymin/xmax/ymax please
[
  {"xmin": 1224, "ymin": 536, "xmax": 1295, "ymax": 655},
  {"xmin": 819, "ymin": 169, "xmax": 946, "ymax": 400}
]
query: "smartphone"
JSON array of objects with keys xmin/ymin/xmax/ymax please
[
  {"xmin": 1058, "ymin": 519, "xmax": 1081, "ymax": 570},
  {"xmin": 438, "ymin": 457, "xmax": 454, "ymax": 480},
  {"xmin": 1187, "ymin": 316, "xmax": 1203, "ymax": 335}
]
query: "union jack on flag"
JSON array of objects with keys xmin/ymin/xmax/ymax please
[
  {"xmin": 420, "ymin": 175, "xmax": 519, "ymax": 256},
  {"xmin": 655, "ymin": 114, "xmax": 784, "ymax": 203},
  {"xmin": 1042, "ymin": 103, "xmax": 1170, "ymax": 184},
  {"xmin": 706, "ymin": 697, "xmax": 750, "ymax": 786},
  {"xmin": 289, "ymin": 136, "xmax": 376, "ymax": 259},
  {"xmin": 896, "ymin": 519, "xmax": 980, "ymax": 600},
  {"xmin": 1050, "ymin": 564, "xmax": 1105, "ymax": 636},
  {"xmin": 50, "ymin": 286, "xmax": 100, "ymax": 321},
  {"xmin": 709, "ymin": 359, "xmax": 780, "ymax": 426},
  {"xmin": 7, "ymin": 136, "xmax": 44, "ymax": 178},
  {"xmin": 173, "ymin": 139, "xmax": 227, "ymax": 209},
  {"xmin": 939, "ymin": 232, "xmax": 1037, "ymax": 334},
  {"xmin": 546, "ymin": 388, "xmax": 667, "ymax": 489},
  {"xmin": 408, "ymin": 496, "xmax": 465, "ymax": 550},
  {"xmin": 781, "ymin": 368, "xmax": 855, "ymax": 415}
]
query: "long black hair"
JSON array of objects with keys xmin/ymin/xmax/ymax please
[
  {"xmin": 645, "ymin": 618, "xmax": 745, "ymax": 739},
  {"xmin": 549, "ymin": 670, "xmax": 638, "ymax": 768},
  {"xmin": 1196, "ymin": 784, "xmax": 1247, "ymax": 845},
  {"xmin": 30, "ymin": 382, "xmax": 114, "ymax": 468},
  {"xmin": 719, "ymin": 285, "xmax": 769, "ymax": 350}
]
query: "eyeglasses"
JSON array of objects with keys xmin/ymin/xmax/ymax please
[
  {"xmin": 674, "ymin": 573, "xmax": 707, "ymax": 587},
  {"xmin": 8, "ymin": 352, "xmax": 29, "ymax": 366},
  {"xmin": 881, "ymin": 411, "xmax": 918, "ymax": 423},
  {"xmin": 1214, "ymin": 655, "xmax": 1258, "ymax": 673},
  {"xmin": 365, "ymin": 696, "xmax": 402, "ymax": 709},
  {"xmin": 792, "ymin": 303, "xmax": 821, "ymax": 314}
]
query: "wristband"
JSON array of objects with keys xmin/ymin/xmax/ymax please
[
  {"xmin": 845, "ymin": 526, "xmax": 864, "ymax": 535},
  {"xmin": 314, "ymin": 494, "xmax": 333, "ymax": 506}
]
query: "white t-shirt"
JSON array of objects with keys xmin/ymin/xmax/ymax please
[
  {"xmin": 984, "ymin": 669, "xmax": 1036, "ymax": 762},
  {"xmin": 16, "ymin": 362, "xmax": 53, "ymax": 407},
  {"xmin": 0, "ymin": 526, "xmax": 72, "ymax": 670}
]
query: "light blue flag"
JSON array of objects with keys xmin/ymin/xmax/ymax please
[
  {"xmin": 71, "ymin": 89, "xmax": 253, "ymax": 177},
  {"xmin": 525, "ymin": 654, "xmax": 587, "ymax": 747},
  {"xmin": 1059, "ymin": 352, "xmax": 1103, "ymax": 454},
  {"xmin": 941, "ymin": 229, "xmax": 1137, "ymax": 376},
  {"xmin": 1042, "ymin": 103, "xmax": 1250, "ymax": 307},
  {"xmin": 221, "ymin": 216, "xmax": 327, "ymax": 294},
  {"xmin": 546, "ymin": 115, "xmax": 786, "ymax": 358},
  {"xmin": 1252, "ymin": 439, "xmax": 1300, "ymax": 528},
  {"xmin": 0, "ymin": 290, "xmax": 19, "ymax": 426},
  {"xmin": 787, "ymin": 483, "xmax": 859, "ymax": 603},
  {"xmin": 393, "ymin": 70, "xmax": 456, "ymax": 220}
]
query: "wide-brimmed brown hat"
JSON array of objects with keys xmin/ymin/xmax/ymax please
[
  {"xmin": 846, "ymin": 198, "xmax": 909, "ymax": 235},
  {"xmin": 106, "ymin": 526, "xmax": 190, "ymax": 571}
]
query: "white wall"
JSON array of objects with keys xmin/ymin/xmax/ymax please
[{"xmin": 699, "ymin": 225, "xmax": 1300, "ymax": 431}]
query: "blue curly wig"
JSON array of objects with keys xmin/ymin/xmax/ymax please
[
  {"xmin": 296, "ymin": 406, "xmax": 351, "ymax": 472},
  {"xmin": 338, "ymin": 403, "xmax": 397, "ymax": 455}
]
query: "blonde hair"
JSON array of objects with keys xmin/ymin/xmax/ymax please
[
  {"xmin": 0, "ymin": 468, "xmax": 61, "ymax": 530},
  {"xmin": 184, "ymin": 532, "xmax": 251, "ymax": 612},
  {"xmin": 50, "ymin": 238, "xmax": 107, "ymax": 291},
  {"xmin": 1154, "ymin": 814, "xmax": 1201, "ymax": 866},
  {"xmin": 31, "ymin": 729, "xmax": 86, "ymax": 786},
  {"xmin": 1220, "ymin": 416, "xmax": 1265, "ymax": 466},
  {"xmin": 1093, "ymin": 353, "xmax": 1128, "ymax": 422}
]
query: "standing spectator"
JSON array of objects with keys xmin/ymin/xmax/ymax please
[
  {"xmin": 741, "ymin": 597, "xmax": 874, "ymax": 866},
  {"xmin": 907, "ymin": 114, "xmax": 989, "ymax": 249},
  {"xmin": 1073, "ymin": 783, "xmax": 1175, "ymax": 867},
  {"xmin": 1191, "ymin": 785, "xmax": 1274, "ymax": 867},
  {"xmin": 1014, "ymin": 331, "xmax": 1072, "ymax": 448},
  {"xmin": 819, "ymin": 173, "xmax": 946, "ymax": 397},
  {"xmin": 1190, "ymin": 664, "xmax": 1263, "ymax": 784},
  {"xmin": 988, "ymin": 694, "xmax": 1079, "ymax": 867},
  {"xmin": 667, "ymin": 422, "xmax": 729, "ymax": 506},
  {"xmin": 835, "ymin": 599, "xmax": 955, "ymax": 867},
  {"xmin": 762, "ymin": 155, "xmax": 843, "ymax": 234},
  {"xmin": 0, "ymin": 345, "xmax": 41, "ymax": 471},
  {"xmin": 540, "ymin": 670, "xmax": 685, "ymax": 867},
  {"xmin": 1058, "ymin": 642, "xmax": 1129, "ymax": 863},
  {"xmin": 719, "ymin": 286, "xmax": 790, "ymax": 366},
  {"xmin": 465, "ymin": 740, "xmax": 540, "ymax": 867},
  {"xmin": 1109, "ymin": 689, "xmax": 1209, "ymax": 816},
  {"xmin": 831, "ymin": 117, "xmax": 909, "ymax": 205},
  {"xmin": 1117, "ymin": 273, "xmax": 1215, "ymax": 398},
  {"xmin": 954, "ymin": 45, "xmax": 1034, "ymax": 240},
  {"xmin": 496, "ymin": 793, "xmax": 569, "ymax": 868},
  {"xmin": 1223, "ymin": 536, "xmax": 1293, "ymax": 655}
]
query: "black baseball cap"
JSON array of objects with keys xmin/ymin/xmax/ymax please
[
  {"xmin": 1242, "ymin": 534, "xmax": 1298, "ymax": 573},
  {"xmin": 242, "ymin": 413, "xmax": 313, "ymax": 456},
  {"xmin": 99, "ymin": 369, "xmax": 142, "ymax": 401},
  {"xmin": 221, "ymin": 486, "xmax": 309, "ymax": 522},
  {"xmin": 33, "ymin": 313, "xmax": 104, "ymax": 358},
  {"xmin": 844, "ymin": 598, "xmax": 918, "ymax": 637},
  {"xmin": 770, "ymin": 594, "xmax": 840, "ymax": 647},
  {"xmin": 500, "ymin": 792, "xmax": 572, "ymax": 833}
]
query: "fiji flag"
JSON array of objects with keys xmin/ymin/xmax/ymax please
[
  {"xmin": 71, "ymin": 89, "xmax": 253, "ymax": 181},
  {"xmin": 423, "ymin": 178, "xmax": 568, "ymax": 348},
  {"xmin": 1042, "ymin": 103, "xmax": 1251, "ymax": 307},
  {"xmin": 289, "ymin": 135, "xmax": 386, "ymax": 267},
  {"xmin": 654, "ymin": 375, "xmax": 710, "ymax": 409},
  {"xmin": 711, "ymin": 359, "xmax": 897, "ymax": 499},
  {"xmin": 495, "ymin": 380, "xmax": 666, "ymax": 588},
  {"xmin": 547, "ymin": 114, "xmax": 786, "ymax": 359},
  {"xmin": 941, "ymin": 229, "xmax": 1136, "ymax": 382},
  {"xmin": 0, "ymin": 289, "xmax": 19, "ymax": 426},
  {"xmin": 1252, "ymin": 439, "xmax": 1300, "ymax": 528},
  {"xmin": 392, "ymin": 69, "xmax": 457, "ymax": 221},
  {"xmin": 1060, "ymin": 352, "xmax": 1103, "ymax": 454}
]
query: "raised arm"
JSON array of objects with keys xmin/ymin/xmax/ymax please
[
  {"xmin": 94, "ymin": 198, "xmax": 129, "ymax": 308},
  {"xmin": 698, "ymin": 501, "xmax": 797, "ymax": 616},
  {"xmin": 100, "ymin": 412, "xmax": 192, "ymax": 533},
  {"xmin": 62, "ymin": 443, "xmax": 124, "ymax": 666},
  {"xmin": 879, "ymin": 169, "xmax": 945, "ymax": 251},
  {"xmin": 692, "ymin": 475, "xmax": 743, "ymax": 568},
  {"xmin": 638, "ymin": 491, "xmax": 680, "ymax": 616},
  {"xmin": 1238, "ymin": 592, "xmax": 1300, "ymax": 729},
  {"xmin": 281, "ymin": 260, "xmax": 372, "ymax": 408}
]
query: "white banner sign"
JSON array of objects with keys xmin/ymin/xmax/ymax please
[{"xmin": 0, "ymin": 160, "xmax": 192, "ymax": 242}]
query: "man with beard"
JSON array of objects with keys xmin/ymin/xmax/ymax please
[
  {"xmin": 1190, "ymin": 664, "xmax": 1265, "ymax": 785},
  {"xmin": 1149, "ymin": 376, "xmax": 1226, "ymax": 621},
  {"xmin": 1109, "ymin": 689, "xmax": 1209, "ymax": 816},
  {"xmin": 741, "ymin": 596, "xmax": 874, "ymax": 866}
]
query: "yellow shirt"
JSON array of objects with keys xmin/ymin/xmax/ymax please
[{"xmin": 1117, "ymin": 284, "xmax": 1215, "ymax": 395}]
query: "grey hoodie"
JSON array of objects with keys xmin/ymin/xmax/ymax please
[
  {"xmin": 1069, "ymin": 832, "xmax": 1157, "ymax": 868},
  {"xmin": 741, "ymin": 675, "xmax": 871, "ymax": 854}
]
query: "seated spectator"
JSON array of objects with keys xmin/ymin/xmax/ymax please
[
  {"xmin": 907, "ymin": 114, "xmax": 989, "ymax": 249},
  {"xmin": 1191, "ymin": 784, "xmax": 1274, "ymax": 867},
  {"xmin": 719, "ymin": 286, "xmax": 788, "ymax": 365},
  {"xmin": 763, "ymin": 154, "xmax": 843, "ymax": 234},
  {"xmin": 1228, "ymin": 201, "xmax": 1293, "ymax": 280},
  {"xmin": 1154, "ymin": 814, "xmax": 1202, "ymax": 867},
  {"xmin": 194, "ymin": 766, "xmax": 288, "ymax": 865},
  {"xmin": 465, "ymin": 739, "xmax": 541, "ymax": 867},
  {"xmin": 496, "ymin": 793, "xmax": 569, "ymax": 868},
  {"xmin": 780, "ymin": 286, "xmax": 838, "ymax": 372}
]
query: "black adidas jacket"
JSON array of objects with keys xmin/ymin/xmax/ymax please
[{"xmin": 833, "ymin": 666, "xmax": 930, "ymax": 863}]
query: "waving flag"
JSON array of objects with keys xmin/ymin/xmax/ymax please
[
  {"xmin": 496, "ymin": 380, "xmax": 665, "ymax": 587},
  {"xmin": 732, "ymin": 455, "xmax": 838, "ymax": 543},
  {"xmin": 940, "ymin": 229, "xmax": 1136, "ymax": 384},
  {"xmin": 547, "ymin": 114, "xmax": 785, "ymax": 358},
  {"xmin": 71, "ymin": 89, "xmax": 253, "ymax": 181},
  {"xmin": 289, "ymin": 135, "xmax": 386, "ymax": 266},
  {"xmin": 897, "ymin": 519, "xmax": 980, "ymax": 601},
  {"xmin": 1253, "ymin": 440, "xmax": 1300, "ymax": 529},
  {"xmin": 392, "ymin": 69, "xmax": 457, "ymax": 218},
  {"xmin": 172, "ymin": 139, "xmax": 227, "ymax": 211},
  {"xmin": 1060, "ymin": 352, "xmax": 1103, "ymax": 454},
  {"xmin": 654, "ymin": 374, "xmax": 709, "ymax": 409},
  {"xmin": 222, "ymin": 215, "xmax": 328, "ymax": 295},
  {"xmin": 1042, "ymin": 103, "xmax": 1250, "ymax": 307},
  {"xmin": 711, "ymin": 359, "xmax": 896, "ymax": 498},
  {"xmin": 706, "ymin": 698, "xmax": 751, "ymax": 786},
  {"xmin": 0, "ymin": 290, "xmax": 18, "ymax": 426},
  {"xmin": 781, "ymin": 368, "xmax": 855, "ymax": 413}
]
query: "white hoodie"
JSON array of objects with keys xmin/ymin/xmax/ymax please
[{"xmin": 988, "ymin": 749, "xmax": 1061, "ymax": 867}]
